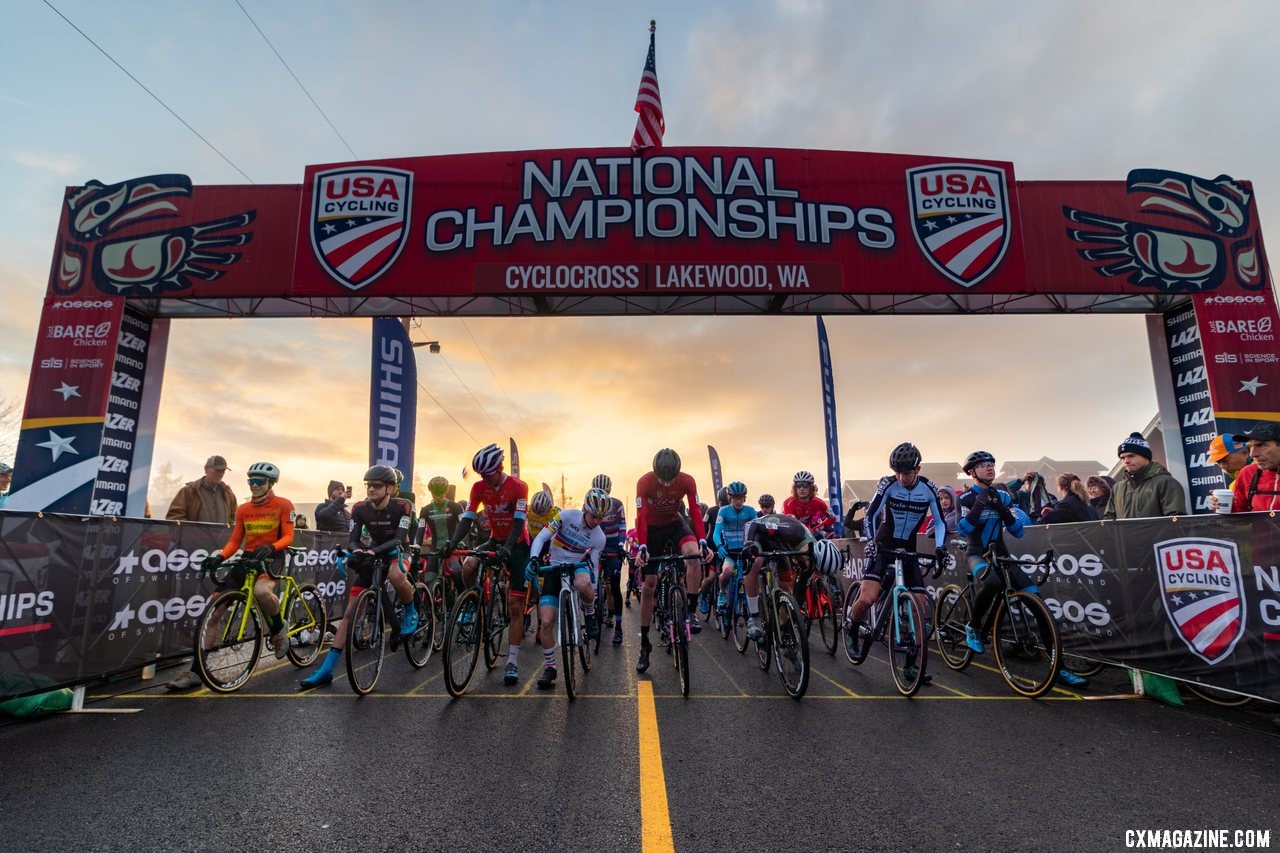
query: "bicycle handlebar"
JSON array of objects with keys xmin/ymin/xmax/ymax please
[{"xmin": 537, "ymin": 561, "xmax": 592, "ymax": 575}]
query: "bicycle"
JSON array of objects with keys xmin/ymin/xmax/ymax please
[
  {"xmin": 411, "ymin": 544, "xmax": 457, "ymax": 653},
  {"xmin": 441, "ymin": 549, "xmax": 509, "ymax": 697},
  {"xmin": 193, "ymin": 547, "xmax": 328, "ymax": 693},
  {"xmin": 715, "ymin": 549, "xmax": 751, "ymax": 654},
  {"xmin": 751, "ymin": 549, "xmax": 810, "ymax": 700},
  {"xmin": 593, "ymin": 547, "xmax": 624, "ymax": 652},
  {"xmin": 933, "ymin": 545, "xmax": 1061, "ymax": 698},
  {"xmin": 648, "ymin": 550, "xmax": 702, "ymax": 698},
  {"xmin": 344, "ymin": 550, "xmax": 435, "ymax": 695},
  {"xmin": 536, "ymin": 560, "xmax": 594, "ymax": 700},
  {"xmin": 797, "ymin": 559, "xmax": 844, "ymax": 656},
  {"xmin": 841, "ymin": 547, "xmax": 938, "ymax": 698}
]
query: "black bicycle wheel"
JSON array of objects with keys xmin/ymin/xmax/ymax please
[
  {"xmin": 345, "ymin": 588, "xmax": 384, "ymax": 696},
  {"xmin": 429, "ymin": 578, "xmax": 448, "ymax": 652},
  {"xmin": 992, "ymin": 592, "xmax": 1060, "ymax": 698},
  {"xmin": 560, "ymin": 590, "xmax": 577, "ymax": 701},
  {"xmin": 773, "ymin": 592, "xmax": 809, "ymax": 700},
  {"xmin": 1060, "ymin": 653, "xmax": 1107, "ymax": 679},
  {"xmin": 1184, "ymin": 682, "xmax": 1253, "ymax": 707},
  {"xmin": 286, "ymin": 583, "xmax": 328, "ymax": 668},
  {"xmin": 405, "ymin": 581, "xmax": 435, "ymax": 669},
  {"xmin": 888, "ymin": 591, "xmax": 927, "ymax": 698},
  {"xmin": 669, "ymin": 591, "xmax": 690, "ymax": 697},
  {"xmin": 484, "ymin": 577, "xmax": 508, "ymax": 671},
  {"xmin": 444, "ymin": 589, "xmax": 482, "ymax": 697},
  {"xmin": 700, "ymin": 578, "xmax": 715, "ymax": 624},
  {"xmin": 816, "ymin": 578, "xmax": 839, "ymax": 656},
  {"xmin": 579, "ymin": 599, "xmax": 593, "ymax": 674},
  {"xmin": 843, "ymin": 594, "xmax": 876, "ymax": 666},
  {"xmin": 194, "ymin": 589, "xmax": 262, "ymax": 693},
  {"xmin": 732, "ymin": 586, "xmax": 750, "ymax": 653},
  {"xmin": 934, "ymin": 584, "xmax": 975, "ymax": 671},
  {"xmin": 755, "ymin": 608, "xmax": 771, "ymax": 671}
]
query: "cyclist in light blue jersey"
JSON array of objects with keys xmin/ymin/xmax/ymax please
[{"xmin": 713, "ymin": 481, "xmax": 757, "ymax": 611}]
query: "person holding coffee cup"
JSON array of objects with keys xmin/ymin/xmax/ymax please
[{"xmin": 1215, "ymin": 422, "xmax": 1280, "ymax": 513}]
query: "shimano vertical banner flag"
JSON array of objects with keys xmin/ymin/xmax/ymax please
[
  {"xmin": 509, "ymin": 438, "xmax": 520, "ymax": 478},
  {"xmin": 369, "ymin": 318, "xmax": 417, "ymax": 485},
  {"xmin": 707, "ymin": 445, "xmax": 723, "ymax": 496},
  {"xmin": 816, "ymin": 316, "xmax": 844, "ymax": 534}
]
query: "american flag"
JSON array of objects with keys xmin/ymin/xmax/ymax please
[{"xmin": 631, "ymin": 23, "xmax": 664, "ymax": 151}]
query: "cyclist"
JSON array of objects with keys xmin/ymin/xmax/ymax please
[
  {"xmin": 300, "ymin": 465, "xmax": 418, "ymax": 689},
  {"xmin": 712, "ymin": 481, "xmax": 757, "ymax": 613},
  {"xmin": 526, "ymin": 489, "xmax": 561, "ymax": 541},
  {"xmin": 956, "ymin": 450, "xmax": 1087, "ymax": 688},
  {"xmin": 735, "ymin": 514, "xmax": 829, "ymax": 655},
  {"xmin": 416, "ymin": 475, "xmax": 462, "ymax": 578},
  {"xmin": 590, "ymin": 474, "xmax": 629, "ymax": 646},
  {"xmin": 200, "ymin": 461, "xmax": 296, "ymax": 661},
  {"xmin": 526, "ymin": 488, "xmax": 610, "ymax": 688},
  {"xmin": 783, "ymin": 471, "xmax": 836, "ymax": 538},
  {"xmin": 758, "ymin": 493, "xmax": 776, "ymax": 515},
  {"xmin": 624, "ymin": 528, "xmax": 641, "ymax": 608},
  {"xmin": 697, "ymin": 487, "xmax": 731, "ymax": 618},
  {"xmin": 439, "ymin": 443, "xmax": 530, "ymax": 686},
  {"xmin": 848, "ymin": 442, "xmax": 946, "ymax": 683},
  {"xmin": 633, "ymin": 448, "xmax": 707, "ymax": 674}
]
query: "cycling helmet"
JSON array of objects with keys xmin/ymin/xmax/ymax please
[
  {"xmin": 759, "ymin": 493, "xmax": 776, "ymax": 508},
  {"xmin": 0, "ymin": 463, "xmax": 12, "ymax": 475},
  {"xmin": 653, "ymin": 448, "xmax": 681, "ymax": 482},
  {"xmin": 363, "ymin": 465, "xmax": 397, "ymax": 485},
  {"xmin": 727, "ymin": 480, "xmax": 748, "ymax": 498},
  {"xmin": 793, "ymin": 470, "xmax": 816, "ymax": 487},
  {"xmin": 591, "ymin": 473, "xmax": 612, "ymax": 494},
  {"xmin": 716, "ymin": 486, "xmax": 729, "ymax": 506},
  {"xmin": 889, "ymin": 442, "xmax": 922, "ymax": 473},
  {"xmin": 246, "ymin": 461, "xmax": 280, "ymax": 482},
  {"xmin": 963, "ymin": 450, "xmax": 996, "ymax": 474},
  {"xmin": 471, "ymin": 443, "xmax": 505, "ymax": 476},
  {"xmin": 392, "ymin": 467, "xmax": 405, "ymax": 486},
  {"xmin": 427, "ymin": 476, "xmax": 449, "ymax": 497},
  {"xmin": 531, "ymin": 490, "xmax": 554, "ymax": 515},
  {"xmin": 810, "ymin": 539, "xmax": 844, "ymax": 577},
  {"xmin": 582, "ymin": 488, "xmax": 611, "ymax": 518}
]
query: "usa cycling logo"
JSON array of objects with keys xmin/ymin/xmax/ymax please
[
  {"xmin": 310, "ymin": 167, "xmax": 413, "ymax": 291},
  {"xmin": 1154, "ymin": 537, "xmax": 1245, "ymax": 665},
  {"xmin": 906, "ymin": 163, "xmax": 1011, "ymax": 288}
]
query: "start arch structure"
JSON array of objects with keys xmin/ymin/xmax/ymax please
[{"xmin": 9, "ymin": 147, "xmax": 1278, "ymax": 514}]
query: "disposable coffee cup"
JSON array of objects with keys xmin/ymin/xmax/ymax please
[{"xmin": 1212, "ymin": 489, "xmax": 1233, "ymax": 514}]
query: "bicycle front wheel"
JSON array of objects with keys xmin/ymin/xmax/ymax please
[
  {"xmin": 345, "ymin": 588, "xmax": 385, "ymax": 695},
  {"xmin": 443, "ymin": 589, "xmax": 482, "ymax": 697},
  {"xmin": 670, "ymin": 590, "xmax": 690, "ymax": 697},
  {"xmin": 992, "ymin": 592, "xmax": 1060, "ymax": 698},
  {"xmin": 755, "ymin": 609, "xmax": 771, "ymax": 671},
  {"xmin": 484, "ymin": 577, "xmax": 508, "ymax": 670},
  {"xmin": 816, "ymin": 577, "xmax": 839, "ymax": 656},
  {"xmin": 560, "ymin": 590, "xmax": 577, "ymax": 701},
  {"xmin": 405, "ymin": 581, "xmax": 435, "ymax": 669},
  {"xmin": 888, "ymin": 591, "xmax": 927, "ymax": 698},
  {"xmin": 285, "ymin": 583, "xmax": 328, "ymax": 668},
  {"xmin": 773, "ymin": 591, "xmax": 809, "ymax": 700},
  {"xmin": 934, "ymin": 584, "xmax": 974, "ymax": 671},
  {"xmin": 732, "ymin": 586, "xmax": 749, "ymax": 653},
  {"xmin": 194, "ymin": 589, "xmax": 262, "ymax": 693},
  {"xmin": 843, "ymin": 596, "xmax": 875, "ymax": 666}
]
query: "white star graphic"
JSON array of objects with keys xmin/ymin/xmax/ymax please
[
  {"xmin": 36, "ymin": 430, "xmax": 78, "ymax": 462},
  {"xmin": 1239, "ymin": 376, "xmax": 1267, "ymax": 395},
  {"xmin": 322, "ymin": 223, "xmax": 337, "ymax": 235},
  {"xmin": 54, "ymin": 382, "xmax": 80, "ymax": 401}
]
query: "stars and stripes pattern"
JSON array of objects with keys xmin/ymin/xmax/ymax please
[
  {"xmin": 631, "ymin": 25, "xmax": 664, "ymax": 151},
  {"xmin": 1164, "ymin": 586, "xmax": 1243, "ymax": 664}
]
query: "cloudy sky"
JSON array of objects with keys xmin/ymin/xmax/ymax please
[{"xmin": 3, "ymin": 1, "xmax": 1279, "ymax": 512}]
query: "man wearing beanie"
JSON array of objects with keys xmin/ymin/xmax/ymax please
[
  {"xmin": 1103, "ymin": 432, "xmax": 1186, "ymax": 520},
  {"xmin": 314, "ymin": 479, "xmax": 352, "ymax": 533}
]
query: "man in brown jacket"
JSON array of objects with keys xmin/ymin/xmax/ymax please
[{"xmin": 166, "ymin": 455, "xmax": 237, "ymax": 526}]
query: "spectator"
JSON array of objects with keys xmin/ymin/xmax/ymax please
[
  {"xmin": 165, "ymin": 455, "xmax": 236, "ymax": 525},
  {"xmin": 1208, "ymin": 434, "xmax": 1251, "ymax": 485},
  {"xmin": 294, "ymin": 514, "xmax": 309, "ymax": 530},
  {"xmin": 314, "ymin": 480, "xmax": 352, "ymax": 533},
  {"xmin": 0, "ymin": 462, "xmax": 11, "ymax": 509},
  {"xmin": 1085, "ymin": 475, "xmax": 1112, "ymax": 515},
  {"xmin": 1217, "ymin": 422, "xmax": 1280, "ymax": 513},
  {"xmin": 1039, "ymin": 473, "xmax": 1098, "ymax": 523},
  {"xmin": 1103, "ymin": 432, "xmax": 1187, "ymax": 519},
  {"xmin": 924, "ymin": 486, "xmax": 958, "ymax": 535},
  {"xmin": 1007, "ymin": 471, "xmax": 1056, "ymax": 517}
]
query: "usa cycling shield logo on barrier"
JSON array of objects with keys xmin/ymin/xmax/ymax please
[
  {"xmin": 906, "ymin": 164, "xmax": 1011, "ymax": 288},
  {"xmin": 1153, "ymin": 537, "xmax": 1246, "ymax": 665},
  {"xmin": 310, "ymin": 167, "xmax": 413, "ymax": 291}
]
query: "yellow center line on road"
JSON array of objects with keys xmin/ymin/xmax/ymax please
[{"xmin": 636, "ymin": 680, "xmax": 675, "ymax": 853}]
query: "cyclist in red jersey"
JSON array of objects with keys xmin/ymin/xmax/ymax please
[
  {"xmin": 440, "ymin": 443, "xmax": 531, "ymax": 686},
  {"xmin": 783, "ymin": 470, "xmax": 836, "ymax": 538},
  {"xmin": 633, "ymin": 448, "xmax": 706, "ymax": 674}
]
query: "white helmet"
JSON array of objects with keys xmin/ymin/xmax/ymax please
[
  {"xmin": 591, "ymin": 473, "xmax": 612, "ymax": 494},
  {"xmin": 810, "ymin": 539, "xmax": 844, "ymax": 576},
  {"xmin": 531, "ymin": 490, "xmax": 554, "ymax": 515},
  {"xmin": 471, "ymin": 443, "xmax": 504, "ymax": 476},
  {"xmin": 582, "ymin": 488, "xmax": 611, "ymax": 518},
  {"xmin": 247, "ymin": 461, "xmax": 280, "ymax": 482}
]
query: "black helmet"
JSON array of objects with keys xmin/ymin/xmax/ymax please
[
  {"xmin": 889, "ymin": 442, "xmax": 922, "ymax": 474},
  {"xmin": 653, "ymin": 448, "xmax": 681, "ymax": 482},
  {"xmin": 963, "ymin": 450, "xmax": 996, "ymax": 474},
  {"xmin": 715, "ymin": 486, "xmax": 729, "ymax": 506},
  {"xmin": 364, "ymin": 465, "xmax": 397, "ymax": 485}
]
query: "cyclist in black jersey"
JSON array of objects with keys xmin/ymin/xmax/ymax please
[{"xmin": 300, "ymin": 465, "xmax": 417, "ymax": 689}]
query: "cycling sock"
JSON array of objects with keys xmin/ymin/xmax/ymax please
[
  {"xmin": 507, "ymin": 645, "xmax": 519, "ymax": 666},
  {"xmin": 583, "ymin": 602, "xmax": 595, "ymax": 617},
  {"xmin": 543, "ymin": 647, "xmax": 556, "ymax": 669},
  {"xmin": 747, "ymin": 595, "xmax": 759, "ymax": 616},
  {"xmin": 316, "ymin": 648, "xmax": 341, "ymax": 676},
  {"xmin": 640, "ymin": 625, "xmax": 650, "ymax": 640},
  {"xmin": 270, "ymin": 615, "xmax": 284, "ymax": 634},
  {"xmin": 687, "ymin": 593, "xmax": 699, "ymax": 613}
]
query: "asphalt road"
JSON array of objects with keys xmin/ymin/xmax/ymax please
[{"xmin": 2, "ymin": 612, "xmax": 1277, "ymax": 853}]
